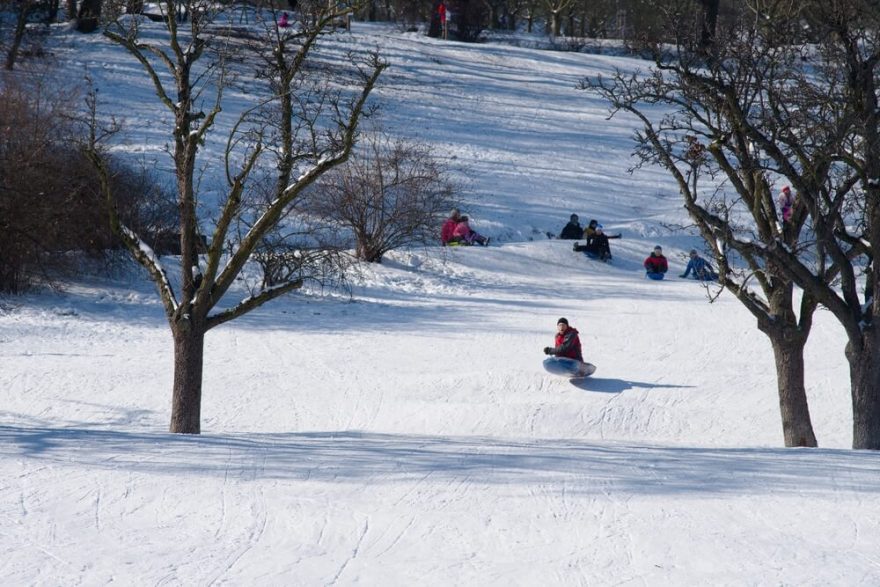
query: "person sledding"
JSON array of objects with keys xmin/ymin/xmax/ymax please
[
  {"xmin": 584, "ymin": 224, "xmax": 619, "ymax": 261},
  {"xmin": 542, "ymin": 317, "xmax": 595, "ymax": 378},
  {"xmin": 644, "ymin": 245, "xmax": 668, "ymax": 279},
  {"xmin": 559, "ymin": 213, "xmax": 583, "ymax": 239},
  {"xmin": 452, "ymin": 215, "xmax": 490, "ymax": 246},
  {"xmin": 680, "ymin": 249, "xmax": 718, "ymax": 281},
  {"xmin": 543, "ymin": 317, "xmax": 583, "ymax": 361},
  {"xmin": 441, "ymin": 208, "xmax": 462, "ymax": 245},
  {"xmin": 574, "ymin": 220, "xmax": 620, "ymax": 260}
]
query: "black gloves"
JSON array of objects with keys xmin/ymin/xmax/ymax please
[{"xmin": 543, "ymin": 347, "xmax": 553, "ymax": 355}]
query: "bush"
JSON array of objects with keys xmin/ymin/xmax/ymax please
[
  {"xmin": 0, "ymin": 71, "xmax": 177, "ymax": 293},
  {"xmin": 307, "ymin": 133, "xmax": 459, "ymax": 263}
]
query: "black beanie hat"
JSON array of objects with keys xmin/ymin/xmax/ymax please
[{"xmin": 557, "ymin": 317, "xmax": 568, "ymax": 326}]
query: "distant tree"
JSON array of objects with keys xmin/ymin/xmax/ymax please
[
  {"xmin": 85, "ymin": 0, "xmax": 385, "ymax": 434},
  {"xmin": 308, "ymin": 133, "xmax": 459, "ymax": 263},
  {"xmin": 76, "ymin": 0, "xmax": 102, "ymax": 32},
  {"xmin": 452, "ymin": 0, "xmax": 488, "ymax": 41},
  {"xmin": 696, "ymin": 0, "xmax": 718, "ymax": 51},
  {"xmin": 585, "ymin": 0, "xmax": 880, "ymax": 450},
  {"xmin": 5, "ymin": 0, "xmax": 37, "ymax": 69}
]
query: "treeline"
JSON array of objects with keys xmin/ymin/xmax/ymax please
[{"xmin": 1, "ymin": 0, "xmax": 734, "ymax": 57}]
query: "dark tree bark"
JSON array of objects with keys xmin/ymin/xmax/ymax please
[
  {"xmin": 766, "ymin": 319, "xmax": 817, "ymax": 447},
  {"xmin": 698, "ymin": 0, "xmax": 719, "ymax": 51},
  {"xmin": 76, "ymin": 0, "xmax": 102, "ymax": 32},
  {"xmin": 5, "ymin": 0, "xmax": 34, "ymax": 70},
  {"xmin": 170, "ymin": 321, "xmax": 205, "ymax": 434}
]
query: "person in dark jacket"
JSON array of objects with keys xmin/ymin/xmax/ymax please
[
  {"xmin": 585, "ymin": 224, "xmax": 620, "ymax": 261},
  {"xmin": 574, "ymin": 221, "xmax": 621, "ymax": 257},
  {"xmin": 559, "ymin": 214, "xmax": 583, "ymax": 239},
  {"xmin": 543, "ymin": 317, "xmax": 583, "ymax": 361},
  {"xmin": 644, "ymin": 245, "xmax": 668, "ymax": 278}
]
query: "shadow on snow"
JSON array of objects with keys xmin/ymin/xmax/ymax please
[{"xmin": 2, "ymin": 424, "xmax": 878, "ymax": 496}]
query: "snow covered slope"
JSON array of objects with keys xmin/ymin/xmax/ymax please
[{"xmin": 1, "ymin": 19, "xmax": 877, "ymax": 586}]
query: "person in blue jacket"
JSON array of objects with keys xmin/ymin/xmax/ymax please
[{"xmin": 680, "ymin": 249, "xmax": 718, "ymax": 281}]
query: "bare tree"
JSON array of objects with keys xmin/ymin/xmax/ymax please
[
  {"xmin": 542, "ymin": 0, "xmax": 573, "ymax": 36},
  {"xmin": 76, "ymin": 0, "xmax": 102, "ymax": 32},
  {"xmin": 85, "ymin": 0, "xmax": 386, "ymax": 433},
  {"xmin": 583, "ymin": 4, "xmax": 821, "ymax": 447},
  {"xmin": 585, "ymin": 0, "xmax": 880, "ymax": 449},
  {"xmin": 308, "ymin": 132, "xmax": 459, "ymax": 263},
  {"xmin": 5, "ymin": 0, "xmax": 37, "ymax": 69}
]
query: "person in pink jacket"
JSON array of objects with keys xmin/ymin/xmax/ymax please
[
  {"xmin": 452, "ymin": 215, "xmax": 489, "ymax": 246},
  {"xmin": 440, "ymin": 208, "xmax": 461, "ymax": 245}
]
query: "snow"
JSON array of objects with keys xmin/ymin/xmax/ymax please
[{"xmin": 2, "ymin": 18, "xmax": 880, "ymax": 585}]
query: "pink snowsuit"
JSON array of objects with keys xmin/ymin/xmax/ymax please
[{"xmin": 453, "ymin": 220, "xmax": 485, "ymax": 245}]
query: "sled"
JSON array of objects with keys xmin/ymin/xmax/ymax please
[
  {"xmin": 543, "ymin": 357, "xmax": 596, "ymax": 379},
  {"xmin": 646, "ymin": 272, "xmax": 665, "ymax": 280}
]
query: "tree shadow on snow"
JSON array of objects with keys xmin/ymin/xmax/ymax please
[
  {"xmin": 2, "ymin": 423, "xmax": 880, "ymax": 496},
  {"xmin": 570, "ymin": 377, "xmax": 695, "ymax": 393}
]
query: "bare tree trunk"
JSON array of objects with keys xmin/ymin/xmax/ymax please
[
  {"xmin": 847, "ymin": 335, "xmax": 880, "ymax": 450},
  {"xmin": 698, "ymin": 0, "xmax": 719, "ymax": 51},
  {"xmin": 771, "ymin": 337, "xmax": 817, "ymax": 447},
  {"xmin": 170, "ymin": 321, "xmax": 205, "ymax": 434},
  {"xmin": 5, "ymin": 1, "xmax": 32, "ymax": 70},
  {"xmin": 76, "ymin": 0, "xmax": 102, "ymax": 32}
]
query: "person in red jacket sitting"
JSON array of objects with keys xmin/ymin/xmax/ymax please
[
  {"xmin": 644, "ymin": 245, "xmax": 668, "ymax": 279},
  {"xmin": 543, "ymin": 317, "xmax": 583, "ymax": 361}
]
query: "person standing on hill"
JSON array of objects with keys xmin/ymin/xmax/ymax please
[
  {"xmin": 778, "ymin": 185, "xmax": 796, "ymax": 239},
  {"xmin": 543, "ymin": 317, "xmax": 583, "ymax": 361},
  {"xmin": 778, "ymin": 186, "xmax": 794, "ymax": 223}
]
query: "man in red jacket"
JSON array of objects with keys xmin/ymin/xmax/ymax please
[
  {"xmin": 644, "ymin": 245, "xmax": 668, "ymax": 278},
  {"xmin": 543, "ymin": 317, "xmax": 583, "ymax": 361}
]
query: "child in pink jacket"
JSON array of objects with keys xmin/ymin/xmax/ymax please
[{"xmin": 452, "ymin": 216, "xmax": 489, "ymax": 246}]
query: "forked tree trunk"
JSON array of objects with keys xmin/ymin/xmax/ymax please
[
  {"xmin": 771, "ymin": 338, "xmax": 817, "ymax": 447},
  {"xmin": 847, "ymin": 336, "xmax": 880, "ymax": 450},
  {"xmin": 170, "ymin": 321, "xmax": 206, "ymax": 434}
]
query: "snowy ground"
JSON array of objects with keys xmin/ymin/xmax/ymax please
[{"xmin": 2, "ymin": 17, "xmax": 879, "ymax": 586}]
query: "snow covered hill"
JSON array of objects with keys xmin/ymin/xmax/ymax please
[{"xmin": 1, "ymin": 18, "xmax": 878, "ymax": 586}]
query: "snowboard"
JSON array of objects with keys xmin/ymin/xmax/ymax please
[{"xmin": 543, "ymin": 357, "xmax": 596, "ymax": 379}]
